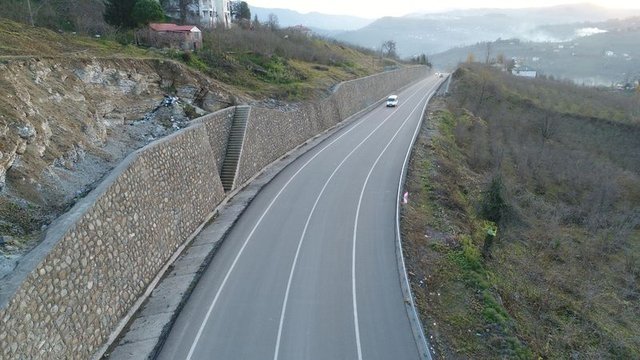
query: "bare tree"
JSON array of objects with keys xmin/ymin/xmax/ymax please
[
  {"xmin": 466, "ymin": 52, "xmax": 475, "ymax": 63},
  {"xmin": 485, "ymin": 42, "xmax": 492, "ymax": 64},
  {"xmin": 381, "ymin": 40, "xmax": 397, "ymax": 59},
  {"xmin": 267, "ymin": 13, "xmax": 279, "ymax": 30},
  {"xmin": 27, "ymin": 0, "xmax": 35, "ymax": 25},
  {"xmin": 539, "ymin": 115, "xmax": 555, "ymax": 142}
]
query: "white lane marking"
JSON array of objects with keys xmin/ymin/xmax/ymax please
[
  {"xmin": 185, "ymin": 98, "xmax": 366, "ymax": 360},
  {"xmin": 272, "ymin": 80, "xmax": 433, "ymax": 360},
  {"xmin": 352, "ymin": 84, "xmax": 437, "ymax": 360},
  {"xmin": 394, "ymin": 81, "xmax": 441, "ymax": 360},
  {"xmin": 184, "ymin": 79, "xmax": 430, "ymax": 360}
]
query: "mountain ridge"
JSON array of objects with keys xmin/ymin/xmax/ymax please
[
  {"xmin": 331, "ymin": 3, "xmax": 640, "ymax": 57},
  {"xmin": 250, "ymin": 6, "xmax": 373, "ymax": 32}
]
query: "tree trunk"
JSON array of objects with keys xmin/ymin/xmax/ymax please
[{"xmin": 27, "ymin": 0, "xmax": 35, "ymax": 26}]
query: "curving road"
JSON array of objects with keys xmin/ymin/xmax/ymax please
[{"xmin": 157, "ymin": 74, "xmax": 442, "ymax": 360}]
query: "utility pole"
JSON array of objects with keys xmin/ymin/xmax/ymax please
[{"xmin": 485, "ymin": 42, "xmax": 491, "ymax": 64}]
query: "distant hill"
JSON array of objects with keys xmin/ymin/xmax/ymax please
[
  {"xmin": 249, "ymin": 6, "xmax": 373, "ymax": 32},
  {"xmin": 529, "ymin": 16, "xmax": 640, "ymax": 42},
  {"xmin": 430, "ymin": 25, "xmax": 640, "ymax": 86},
  {"xmin": 331, "ymin": 3, "xmax": 640, "ymax": 57},
  {"xmin": 409, "ymin": 3, "xmax": 640, "ymax": 24}
]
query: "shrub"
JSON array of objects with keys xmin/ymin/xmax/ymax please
[
  {"xmin": 182, "ymin": 103, "xmax": 197, "ymax": 119},
  {"xmin": 481, "ymin": 175, "xmax": 508, "ymax": 223}
]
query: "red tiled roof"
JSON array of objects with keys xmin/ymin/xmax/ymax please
[{"xmin": 149, "ymin": 23, "xmax": 200, "ymax": 32}]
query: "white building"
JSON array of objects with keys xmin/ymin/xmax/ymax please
[
  {"xmin": 512, "ymin": 66, "xmax": 537, "ymax": 78},
  {"xmin": 213, "ymin": 0, "xmax": 231, "ymax": 28},
  {"xmin": 163, "ymin": 0, "xmax": 230, "ymax": 29}
]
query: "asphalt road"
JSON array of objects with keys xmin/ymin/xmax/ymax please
[{"xmin": 158, "ymin": 74, "xmax": 442, "ymax": 360}]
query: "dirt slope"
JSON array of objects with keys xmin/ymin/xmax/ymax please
[{"xmin": 0, "ymin": 56, "xmax": 242, "ymax": 266}]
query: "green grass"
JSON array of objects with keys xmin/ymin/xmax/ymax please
[
  {"xmin": 428, "ymin": 110, "xmax": 532, "ymax": 358},
  {"xmin": 404, "ymin": 105, "xmax": 533, "ymax": 358}
]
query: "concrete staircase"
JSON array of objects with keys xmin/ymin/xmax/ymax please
[{"xmin": 220, "ymin": 105, "xmax": 250, "ymax": 192}]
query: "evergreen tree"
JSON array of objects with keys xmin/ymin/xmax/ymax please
[
  {"xmin": 132, "ymin": 0, "xmax": 165, "ymax": 26},
  {"xmin": 104, "ymin": 0, "xmax": 136, "ymax": 28},
  {"xmin": 236, "ymin": 1, "xmax": 250, "ymax": 21},
  {"xmin": 104, "ymin": 0, "xmax": 164, "ymax": 28}
]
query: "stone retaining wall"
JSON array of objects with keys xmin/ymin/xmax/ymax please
[
  {"xmin": 236, "ymin": 66, "xmax": 428, "ymax": 186},
  {"xmin": 0, "ymin": 124, "xmax": 225, "ymax": 359},
  {"xmin": 191, "ymin": 106, "xmax": 235, "ymax": 172},
  {"xmin": 0, "ymin": 65, "xmax": 427, "ymax": 359}
]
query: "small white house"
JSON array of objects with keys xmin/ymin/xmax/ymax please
[{"xmin": 512, "ymin": 66, "xmax": 537, "ymax": 78}]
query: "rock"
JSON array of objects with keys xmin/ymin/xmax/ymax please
[
  {"xmin": 18, "ymin": 125, "xmax": 36, "ymax": 141},
  {"xmin": 15, "ymin": 140, "xmax": 27, "ymax": 155},
  {"xmin": 0, "ymin": 149, "xmax": 17, "ymax": 190},
  {"xmin": 176, "ymin": 85, "xmax": 198, "ymax": 99}
]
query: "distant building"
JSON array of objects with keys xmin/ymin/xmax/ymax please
[
  {"xmin": 213, "ymin": 0, "xmax": 231, "ymax": 28},
  {"xmin": 512, "ymin": 65, "xmax": 537, "ymax": 78},
  {"xmin": 139, "ymin": 23, "xmax": 203, "ymax": 51},
  {"xmin": 162, "ymin": 0, "xmax": 230, "ymax": 29}
]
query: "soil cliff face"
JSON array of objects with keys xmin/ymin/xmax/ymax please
[{"xmin": 0, "ymin": 57, "xmax": 240, "ymax": 254}]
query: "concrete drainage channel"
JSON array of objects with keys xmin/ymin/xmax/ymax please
[{"xmin": 100, "ymin": 87, "xmax": 416, "ymax": 359}]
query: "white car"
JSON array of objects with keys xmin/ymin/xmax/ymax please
[{"xmin": 386, "ymin": 95, "xmax": 398, "ymax": 107}]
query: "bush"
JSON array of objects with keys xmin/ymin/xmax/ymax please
[
  {"xmin": 182, "ymin": 103, "xmax": 197, "ymax": 119},
  {"xmin": 200, "ymin": 27, "xmax": 348, "ymax": 66},
  {"xmin": 481, "ymin": 175, "xmax": 508, "ymax": 223}
]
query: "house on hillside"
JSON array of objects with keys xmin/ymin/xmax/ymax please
[
  {"xmin": 162, "ymin": 0, "xmax": 231, "ymax": 29},
  {"xmin": 139, "ymin": 23, "xmax": 203, "ymax": 51},
  {"xmin": 512, "ymin": 65, "xmax": 537, "ymax": 78}
]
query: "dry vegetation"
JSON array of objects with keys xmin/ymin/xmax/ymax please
[
  {"xmin": 178, "ymin": 25, "xmax": 381, "ymax": 100},
  {"xmin": 403, "ymin": 64, "xmax": 640, "ymax": 359},
  {"xmin": 0, "ymin": 19, "xmax": 151, "ymax": 58}
]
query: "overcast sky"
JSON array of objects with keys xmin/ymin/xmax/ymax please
[{"xmin": 247, "ymin": 0, "xmax": 640, "ymax": 19}]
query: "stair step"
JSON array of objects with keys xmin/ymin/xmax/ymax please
[{"xmin": 219, "ymin": 105, "xmax": 251, "ymax": 192}]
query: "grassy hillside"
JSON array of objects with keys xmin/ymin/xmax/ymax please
[
  {"xmin": 0, "ymin": 19, "xmax": 149, "ymax": 57},
  {"xmin": 0, "ymin": 18, "xmax": 382, "ymax": 100},
  {"xmin": 184, "ymin": 25, "xmax": 381, "ymax": 100},
  {"xmin": 403, "ymin": 64, "xmax": 640, "ymax": 358}
]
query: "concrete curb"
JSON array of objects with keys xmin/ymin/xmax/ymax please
[
  {"xmin": 101, "ymin": 75, "xmax": 428, "ymax": 359},
  {"xmin": 395, "ymin": 75, "xmax": 450, "ymax": 360}
]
